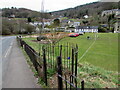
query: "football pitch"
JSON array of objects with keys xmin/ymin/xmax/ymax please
[
  {"xmin": 23, "ymin": 33, "xmax": 118, "ymax": 71},
  {"xmin": 60, "ymin": 33, "xmax": 118, "ymax": 71}
]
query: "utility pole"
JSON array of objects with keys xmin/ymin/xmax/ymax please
[
  {"xmin": 41, "ymin": 0, "xmax": 44, "ymax": 32},
  {"xmin": 39, "ymin": 0, "xmax": 45, "ymax": 55}
]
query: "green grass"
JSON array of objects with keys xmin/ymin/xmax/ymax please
[
  {"xmin": 23, "ymin": 37, "xmax": 44, "ymax": 53},
  {"xmin": 23, "ymin": 33, "xmax": 118, "ymax": 71},
  {"xmin": 59, "ymin": 33, "xmax": 118, "ymax": 71}
]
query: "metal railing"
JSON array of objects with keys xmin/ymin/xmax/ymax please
[{"xmin": 17, "ymin": 36, "xmax": 85, "ymax": 89}]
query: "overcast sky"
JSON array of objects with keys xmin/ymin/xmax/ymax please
[{"xmin": 1, "ymin": 0, "xmax": 100, "ymax": 12}]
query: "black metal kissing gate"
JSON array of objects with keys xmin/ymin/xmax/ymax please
[
  {"xmin": 41, "ymin": 42, "xmax": 79, "ymax": 89},
  {"xmin": 43, "ymin": 43, "xmax": 78, "ymax": 89},
  {"xmin": 56, "ymin": 44, "xmax": 78, "ymax": 90}
]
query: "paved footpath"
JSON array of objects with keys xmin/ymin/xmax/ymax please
[{"xmin": 2, "ymin": 37, "xmax": 40, "ymax": 88}]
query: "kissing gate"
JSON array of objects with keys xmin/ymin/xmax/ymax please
[{"xmin": 43, "ymin": 42, "xmax": 78, "ymax": 89}]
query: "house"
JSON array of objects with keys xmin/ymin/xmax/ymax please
[
  {"xmin": 114, "ymin": 21, "xmax": 120, "ymax": 33},
  {"xmin": 29, "ymin": 20, "xmax": 51, "ymax": 27},
  {"xmin": 114, "ymin": 14, "xmax": 120, "ymax": 33},
  {"xmin": 102, "ymin": 9, "xmax": 120, "ymax": 16},
  {"xmin": 84, "ymin": 15, "xmax": 89, "ymax": 19},
  {"xmin": 68, "ymin": 20, "xmax": 74, "ymax": 27},
  {"xmin": 61, "ymin": 19, "xmax": 69, "ymax": 27},
  {"xmin": 61, "ymin": 19, "xmax": 80, "ymax": 28},
  {"xmin": 29, "ymin": 22, "xmax": 42, "ymax": 26},
  {"xmin": 8, "ymin": 14, "xmax": 15, "ymax": 18},
  {"xmin": 75, "ymin": 26, "xmax": 98, "ymax": 33},
  {"xmin": 73, "ymin": 22, "xmax": 80, "ymax": 27}
]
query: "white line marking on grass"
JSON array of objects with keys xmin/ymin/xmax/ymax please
[{"xmin": 78, "ymin": 38, "xmax": 96, "ymax": 61}]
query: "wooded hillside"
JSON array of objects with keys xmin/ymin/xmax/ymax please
[
  {"xmin": 51, "ymin": 2, "xmax": 119, "ymax": 18},
  {"xmin": 2, "ymin": 7, "xmax": 51, "ymax": 19}
]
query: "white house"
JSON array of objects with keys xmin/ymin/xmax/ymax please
[
  {"xmin": 114, "ymin": 22, "xmax": 120, "ymax": 33},
  {"xmin": 73, "ymin": 22, "xmax": 81, "ymax": 27},
  {"xmin": 29, "ymin": 22, "xmax": 42, "ymax": 26},
  {"xmin": 114, "ymin": 14, "xmax": 120, "ymax": 33},
  {"xmin": 29, "ymin": 21, "xmax": 51, "ymax": 26},
  {"xmin": 84, "ymin": 15, "xmax": 89, "ymax": 19},
  {"xmin": 75, "ymin": 26, "xmax": 98, "ymax": 33}
]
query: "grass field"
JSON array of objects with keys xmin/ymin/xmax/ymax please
[
  {"xmin": 60, "ymin": 33, "xmax": 118, "ymax": 71},
  {"xmin": 23, "ymin": 33, "xmax": 118, "ymax": 71}
]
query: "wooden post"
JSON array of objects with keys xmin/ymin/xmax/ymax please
[{"xmin": 57, "ymin": 56, "xmax": 63, "ymax": 90}]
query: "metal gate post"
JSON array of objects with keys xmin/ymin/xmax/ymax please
[
  {"xmin": 57, "ymin": 56, "xmax": 63, "ymax": 90},
  {"xmin": 43, "ymin": 48, "xmax": 47, "ymax": 86}
]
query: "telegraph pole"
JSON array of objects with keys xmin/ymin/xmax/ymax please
[
  {"xmin": 39, "ymin": 0, "xmax": 44, "ymax": 55},
  {"xmin": 41, "ymin": 0, "xmax": 44, "ymax": 32}
]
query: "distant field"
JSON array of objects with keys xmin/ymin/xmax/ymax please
[{"xmin": 23, "ymin": 33, "xmax": 118, "ymax": 71}]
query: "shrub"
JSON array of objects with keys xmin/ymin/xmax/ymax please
[{"xmin": 37, "ymin": 36, "xmax": 47, "ymax": 41}]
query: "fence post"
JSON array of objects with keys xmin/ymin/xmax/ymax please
[
  {"xmin": 57, "ymin": 56, "xmax": 63, "ymax": 90},
  {"xmin": 43, "ymin": 48, "xmax": 47, "ymax": 86},
  {"xmin": 81, "ymin": 80, "xmax": 84, "ymax": 90}
]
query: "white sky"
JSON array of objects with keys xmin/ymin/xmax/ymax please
[{"xmin": 0, "ymin": 0, "xmax": 99, "ymax": 12}]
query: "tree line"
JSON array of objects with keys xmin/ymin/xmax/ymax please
[
  {"xmin": 51, "ymin": 2, "xmax": 119, "ymax": 19},
  {"xmin": 2, "ymin": 7, "xmax": 51, "ymax": 19},
  {"xmin": 2, "ymin": 18, "xmax": 36, "ymax": 35}
]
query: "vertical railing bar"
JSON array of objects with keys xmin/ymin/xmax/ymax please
[
  {"xmin": 64, "ymin": 43, "xmax": 65, "ymax": 70},
  {"xmin": 72, "ymin": 48, "xmax": 74, "ymax": 83},
  {"xmin": 81, "ymin": 80, "xmax": 84, "ymax": 90},
  {"xmin": 60, "ymin": 45, "xmax": 62, "ymax": 57},
  {"xmin": 52, "ymin": 44, "xmax": 53, "ymax": 68},
  {"xmin": 52, "ymin": 45, "xmax": 53, "ymax": 68},
  {"xmin": 65, "ymin": 74, "xmax": 67, "ymax": 90},
  {"xmin": 69, "ymin": 43, "xmax": 71, "ymax": 70},
  {"xmin": 75, "ymin": 44, "xmax": 78, "ymax": 77},
  {"xmin": 70, "ymin": 75, "xmax": 72, "ymax": 90},
  {"xmin": 46, "ymin": 45, "xmax": 48, "ymax": 65},
  {"xmin": 50, "ymin": 43, "xmax": 52, "ymax": 68},
  {"xmin": 48, "ymin": 45, "xmax": 49, "ymax": 65},
  {"xmin": 58, "ymin": 42, "xmax": 60, "ymax": 56},
  {"xmin": 67, "ymin": 42, "xmax": 68, "ymax": 69},
  {"xmin": 53, "ymin": 45, "xmax": 55, "ymax": 68}
]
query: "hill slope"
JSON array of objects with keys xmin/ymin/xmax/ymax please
[
  {"xmin": 2, "ymin": 7, "xmax": 50, "ymax": 19},
  {"xmin": 51, "ymin": 2, "xmax": 119, "ymax": 18}
]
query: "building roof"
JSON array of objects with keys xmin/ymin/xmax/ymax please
[
  {"xmin": 103, "ymin": 9, "xmax": 120, "ymax": 12},
  {"xmin": 76, "ymin": 26, "xmax": 98, "ymax": 29},
  {"xmin": 61, "ymin": 19, "xmax": 69, "ymax": 23}
]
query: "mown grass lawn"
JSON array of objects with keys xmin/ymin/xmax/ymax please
[
  {"xmin": 60, "ymin": 33, "xmax": 118, "ymax": 71},
  {"xmin": 23, "ymin": 33, "xmax": 118, "ymax": 71}
]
